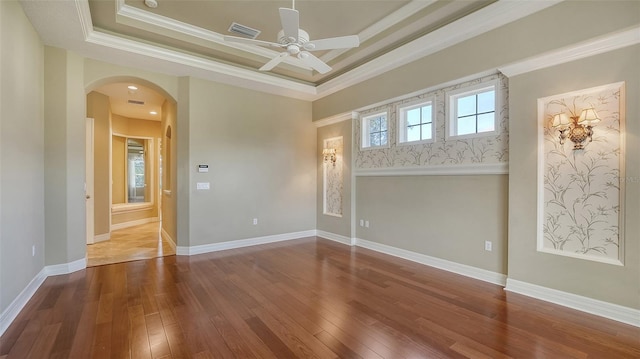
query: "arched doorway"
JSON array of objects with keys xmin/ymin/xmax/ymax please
[{"xmin": 84, "ymin": 77, "xmax": 177, "ymax": 266}]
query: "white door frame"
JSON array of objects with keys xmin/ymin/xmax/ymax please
[{"xmin": 85, "ymin": 118, "xmax": 95, "ymax": 244}]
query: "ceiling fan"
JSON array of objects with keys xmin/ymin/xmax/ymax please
[{"xmin": 223, "ymin": 0, "xmax": 359, "ymax": 74}]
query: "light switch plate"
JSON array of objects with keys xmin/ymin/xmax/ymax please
[{"xmin": 196, "ymin": 182, "xmax": 210, "ymax": 190}]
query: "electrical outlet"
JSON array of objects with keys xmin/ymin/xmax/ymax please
[
  {"xmin": 365, "ymin": 220, "xmax": 370, "ymax": 228},
  {"xmin": 32, "ymin": 245, "xmax": 35, "ymax": 257},
  {"xmin": 253, "ymin": 218, "xmax": 258, "ymax": 225},
  {"xmin": 359, "ymin": 219, "xmax": 364, "ymax": 227},
  {"xmin": 484, "ymin": 241, "xmax": 492, "ymax": 251}
]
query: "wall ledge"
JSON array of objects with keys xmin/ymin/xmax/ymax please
[
  {"xmin": 0, "ymin": 257, "xmax": 86, "ymax": 337},
  {"xmin": 505, "ymin": 279, "xmax": 640, "ymax": 327},
  {"xmin": 354, "ymin": 162, "xmax": 508, "ymax": 177}
]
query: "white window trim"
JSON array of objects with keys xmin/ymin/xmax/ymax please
[
  {"xmin": 396, "ymin": 97, "xmax": 435, "ymax": 146},
  {"xmin": 360, "ymin": 110, "xmax": 390, "ymax": 150},
  {"xmin": 445, "ymin": 79, "xmax": 499, "ymax": 140}
]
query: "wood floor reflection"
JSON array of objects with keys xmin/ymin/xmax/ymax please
[
  {"xmin": 86, "ymin": 222, "xmax": 175, "ymax": 267},
  {"xmin": 2, "ymin": 238, "xmax": 638, "ymax": 358}
]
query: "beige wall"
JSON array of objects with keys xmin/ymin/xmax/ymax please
[
  {"xmin": 0, "ymin": 0, "xmax": 45, "ymax": 315},
  {"xmin": 312, "ymin": 1, "xmax": 640, "ymax": 121},
  {"xmin": 508, "ymin": 45, "xmax": 640, "ymax": 309},
  {"xmin": 184, "ymin": 76, "xmax": 316, "ymax": 246},
  {"xmin": 86, "ymin": 91, "xmax": 111, "ymax": 236},
  {"xmin": 112, "ymin": 114, "xmax": 161, "ymax": 138},
  {"xmin": 356, "ymin": 175, "xmax": 508, "ymax": 274},
  {"xmin": 43, "ymin": 47, "xmax": 86, "ymax": 266},
  {"xmin": 112, "ymin": 135, "xmax": 126, "ymax": 204},
  {"xmin": 161, "ymin": 100, "xmax": 178, "ymax": 243},
  {"xmin": 317, "ymin": 120, "xmax": 352, "ymax": 238}
]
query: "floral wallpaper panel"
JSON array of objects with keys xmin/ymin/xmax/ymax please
[
  {"xmin": 354, "ymin": 73, "xmax": 509, "ymax": 169},
  {"xmin": 539, "ymin": 82, "xmax": 624, "ymax": 264},
  {"xmin": 324, "ymin": 137, "xmax": 343, "ymax": 217}
]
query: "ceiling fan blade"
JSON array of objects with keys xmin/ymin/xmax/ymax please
[
  {"xmin": 303, "ymin": 35, "xmax": 360, "ymax": 51},
  {"xmin": 298, "ymin": 51, "xmax": 332, "ymax": 74},
  {"xmin": 223, "ymin": 35, "xmax": 283, "ymax": 49},
  {"xmin": 260, "ymin": 52, "xmax": 289, "ymax": 72},
  {"xmin": 279, "ymin": 8, "xmax": 299, "ymax": 41}
]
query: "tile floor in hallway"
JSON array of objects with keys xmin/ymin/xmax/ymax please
[{"xmin": 86, "ymin": 222, "xmax": 175, "ymax": 267}]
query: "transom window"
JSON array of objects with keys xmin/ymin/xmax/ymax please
[
  {"xmin": 447, "ymin": 81, "xmax": 497, "ymax": 138},
  {"xmin": 361, "ymin": 111, "xmax": 389, "ymax": 149},
  {"xmin": 398, "ymin": 99, "xmax": 434, "ymax": 144}
]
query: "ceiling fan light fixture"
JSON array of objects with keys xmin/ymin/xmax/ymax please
[
  {"xmin": 223, "ymin": 1, "xmax": 359, "ymax": 74},
  {"xmin": 144, "ymin": 0, "xmax": 158, "ymax": 9}
]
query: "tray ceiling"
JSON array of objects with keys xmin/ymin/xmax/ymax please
[
  {"xmin": 88, "ymin": 0, "xmax": 495, "ymax": 85},
  {"xmin": 20, "ymin": 0, "xmax": 561, "ymax": 101}
]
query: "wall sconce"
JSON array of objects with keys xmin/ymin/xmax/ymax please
[
  {"xmin": 322, "ymin": 148, "xmax": 337, "ymax": 165},
  {"xmin": 551, "ymin": 108, "xmax": 600, "ymax": 150}
]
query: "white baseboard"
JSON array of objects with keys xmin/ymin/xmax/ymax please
[
  {"xmin": 0, "ymin": 257, "xmax": 86, "ymax": 337},
  {"xmin": 94, "ymin": 232, "xmax": 110, "ymax": 243},
  {"xmin": 161, "ymin": 227, "xmax": 176, "ymax": 250},
  {"xmin": 44, "ymin": 257, "xmax": 87, "ymax": 276},
  {"xmin": 316, "ymin": 230, "xmax": 353, "ymax": 246},
  {"xmin": 176, "ymin": 230, "xmax": 317, "ymax": 256},
  {"xmin": 0, "ymin": 269, "xmax": 47, "ymax": 337},
  {"xmin": 505, "ymin": 279, "xmax": 640, "ymax": 327},
  {"xmin": 110, "ymin": 217, "xmax": 159, "ymax": 231},
  {"xmin": 354, "ymin": 238, "xmax": 507, "ymax": 286}
]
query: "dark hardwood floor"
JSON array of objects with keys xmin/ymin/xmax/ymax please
[{"xmin": 1, "ymin": 237, "xmax": 638, "ymax": 358}]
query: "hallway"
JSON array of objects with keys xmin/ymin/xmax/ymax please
[{"xmin": 86, "ymin": 222, "xmax": 175, "ymax": 267}]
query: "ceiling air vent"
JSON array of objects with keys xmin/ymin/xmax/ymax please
[
  {"xmin": 128, "ymin": 100, "xmax": 145, "ymax": 105},
  {"xmin": 228, "ymin": 22, "xmax": 261, "ymax": 39}
]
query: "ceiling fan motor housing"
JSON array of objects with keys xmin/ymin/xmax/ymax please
[{"xmin": 277, "ymin": 29, "xmax": 309, "ymax": 46}]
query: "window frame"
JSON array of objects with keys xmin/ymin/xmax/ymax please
[
  {"xmin": 360, "ymin": 110, "xmax": 390, "ymax": 150},
  {"xmin": 446, "ymin": 80, "xmax": 499, "ymax": 140},
  {"xmin": 397, "ymin": 98, "xmax": 435, "ymax": 146}
]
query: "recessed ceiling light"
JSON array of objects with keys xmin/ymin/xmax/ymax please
[
  {"xmin": 127, "ymin": 85, "xmax": 138, "ymax": 90},
  {"xmin": 150, "ymin": 111, "xmax": 158, "ymax": 115}
]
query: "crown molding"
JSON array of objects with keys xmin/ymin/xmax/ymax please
[
  {"xmin": 76, "ymin": 0, "xmax": 559, "ymax": 101},
  {"xmin": 320, "ymin": 0, "xmax": 437, "ymax": 63},
  {"xmin": 114, "ymin": 0, "xmax": 309, "ymax": 71},
  {"xmin": 313, "ymin": 111, "xmax": 357, "ymax": 128},
  {"xmin": 30, "ymin": 0, "xmax": 628, "ymax": 102},
  {"xmin": 499, "ymin": 26, "xmax": 640, "ymax": 77},
  {"xmin": 315, "ymin": 0, "xmax": 562, "ymax": 99},
  {"xmin": 83, "ymin": 26, "xmax": 318, "ymax": 100}
]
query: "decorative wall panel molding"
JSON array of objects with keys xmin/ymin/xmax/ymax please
[
  {"xmin": 537, "ymin": 82, "xmax": 625, "ymax": 265},
  {"xmin": 323, "ymin": 137, "xmax": 343, "ymax": 217},
  {"xmin": 354, "ymin": 73, "xmax": 509, "ymax": 170}
]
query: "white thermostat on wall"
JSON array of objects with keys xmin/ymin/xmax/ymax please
[{"xmin": 197, "ymin": 164, "xmax": 209, "ymax": 173}]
